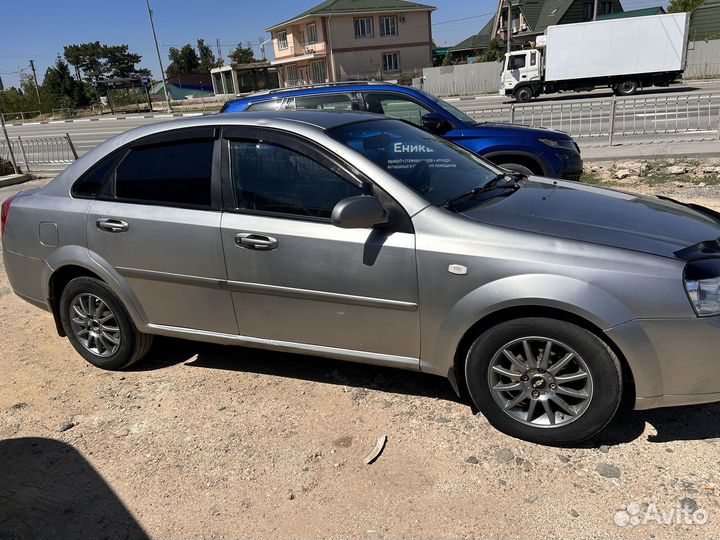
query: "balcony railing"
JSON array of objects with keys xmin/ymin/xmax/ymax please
[{"xmin": 275, "ymin": 41, "xmax": 326, "ymax": 59}]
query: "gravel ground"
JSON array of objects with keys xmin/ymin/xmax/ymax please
[{"xmin": 2, "ymin": 177, "xmax": 720, "ymax": 539}]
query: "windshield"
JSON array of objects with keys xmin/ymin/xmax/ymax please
[
  {"xmin": 416, "ymin": 89, "xmax": 477, "ymax": 126},
  {"xmin": 328, "ymin": 119, "xmax": 502, "ymax": 206}
]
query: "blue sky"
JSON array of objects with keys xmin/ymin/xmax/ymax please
[{"xmin": 0, "ymin": 0, "xmax": 668, "ymax": 89}]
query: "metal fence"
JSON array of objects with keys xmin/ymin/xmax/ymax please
[
  {"xmin": 0, "ymin": 134, "xmax": 78, "ymax": 172},
  {"xmin": 1, "ymin": 110, "xmax": 42, "ymax": 123},
  {"xmin": 464, "ymin": 92, "xmax": 720, "ymax": 144}
]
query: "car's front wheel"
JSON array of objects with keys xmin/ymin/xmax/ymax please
[
  {"xmin": 465, "ymin": 317, "xmax": 622, "ymax": 445},
  {"xmin": 59, "ymin": 277, "xmax": 153, "ymax": 370}
]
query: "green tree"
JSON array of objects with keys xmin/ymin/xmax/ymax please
[
  {"xmin": 41, "ymin": 57, "xmax": 90, "ymax": 111},
  {"xmin": 228, "ymin": 44, "xmax": 256, "ymax": 65},
  {"xmin": 166, "ymin": 44, "xmax": 201, "ymax": 76},
  {"xmin": 104, "ymin": 45, "xmax": 150, "ymax": 78},
  {"xmin": 63, "ymin": 42, "xmax": 149, "ymax": 81},
  {"xmin": 668, "ymin": 0, "xmax": 705, "ymax": 12},
  {"xmin": 477, "ymin": 39, "xmax": 505, "ymax": 63},
  {"xmin": 197, "ymin": 39, "xmax": 223, "ymax": 72}
]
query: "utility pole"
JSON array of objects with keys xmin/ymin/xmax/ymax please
[
  {"xmin": 29, "ymin": 60, "xmax": 42, "ymax": 110},
  {"xmin": 593, "ymin": 0, "xmax": 598, "ymax": 20},
  {"xmin": 506, "ymin": 0, "xmax": 513, "ymax": 54},
  {"xmin": 145, "ymin": 0, "xmax": 173, "ymax": 113}
]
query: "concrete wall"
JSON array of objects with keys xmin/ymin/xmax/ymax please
[
  {"xmin": 685, "ymin": 39, "xmax": 720, "ymax": 79},
  {"xmin": 334, "ymin": 45, "xmax": 432, "ymax": 80},
  {"xmin": 422, "ymin": 61, "xmax": 504, "ymax": 97},
  {"xmin": 328, "ymin": 11, "xmax": 431, "ymax": 49}
]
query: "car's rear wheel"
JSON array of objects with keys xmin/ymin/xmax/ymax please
[
  {"xmin": 465, "ymin": 317, "xmax": 622, "ymax": 445},
  {"xmin": 59, "ymin": 277, "xmax": 152, "ymax": 370}
]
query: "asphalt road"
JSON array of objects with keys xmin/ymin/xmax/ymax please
[{"xmin": 3, "ymin": 79, "xmax": 719, "ymax": 165}]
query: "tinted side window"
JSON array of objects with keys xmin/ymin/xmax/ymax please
[
  {"xmin": 363, "ymin": 92, "xmax": 433, "ymax": 126},
  {"xmin": 72, "ymin": 150, "xmax": 124, "ymax": 198},
  {"xmin": 294, "ymin": 93, "xmax": 354, "ymax": 111},
  {"xmin": 115, "ymin": 140, "xmax": 213, "ymax": 206},
  {"xmin": 230, "ymin": 140, "xmax": 368, "ymax": 219},
  {"xmin": 246, "ymin": 99, "xmax": 283, "ymax": 111}
]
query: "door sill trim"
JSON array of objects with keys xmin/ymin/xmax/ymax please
[{"xmin": 145, "ymin": 323, "xmax": 421, "ymax": 371}]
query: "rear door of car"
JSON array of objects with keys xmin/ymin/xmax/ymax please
[
  {"xmin": 218, "ymin": 125, "xmax": 420, "ymax": 361},
  {"xmin": 85, "ymin": 127, "xmax": 238, "ymax": 334}
]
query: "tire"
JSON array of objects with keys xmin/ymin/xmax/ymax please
[
  {"xmin": 615, "ymin": 78, "xmax": 639, "ymax": 96},
  {"xmin": 59, "ymin": 277, "xmax": 153, "ymax": 370},
  {"xmin": 498, "ymin": 163, "xmax": 535, "ymax": 176},
  {"xmin": 465, "ymin": 317, "xmax": 622, "ymax": 446},
  {"xmin": 514, "ymin": 86, "xmax": 533, "ymax": 103}
]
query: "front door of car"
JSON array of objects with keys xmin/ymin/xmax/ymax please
[
  {"xmin": 219, "ymin": 127, "xmax": 420, "ymax": 360},
  {"xmin": 86, "ymin": 128, "xmax": 238, "ymax": 334}
]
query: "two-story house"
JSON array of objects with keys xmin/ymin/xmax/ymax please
[
  {"xmin": 266, "ymin": 0, "xmax": 436, "ymax": 86},
  {"xmin": 450, "ymin": 0, "xmax": 624, "ymax": 61}
]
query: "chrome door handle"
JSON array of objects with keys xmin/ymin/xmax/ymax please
[
  {"xmin": 96, "ymin": 218, "xmax": 129, "ymax": 233},
  {"xmin": 235, "ymin": 233, "xmax": 278, "ymax": 251}
]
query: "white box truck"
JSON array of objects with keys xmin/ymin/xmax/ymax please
[{"xmin": 500, "ymin": 13, "xmax": 690, "ymax": 102}]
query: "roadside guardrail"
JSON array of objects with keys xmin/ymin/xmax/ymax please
[
  {"xmin": 0, "ymin": 134, "xmax": 78, "ymax": 173},
  {"xmin": 464, "ymin": 92, "xmax": 720, "ymax": 145}
]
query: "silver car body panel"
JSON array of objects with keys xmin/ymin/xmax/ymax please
[{"xmin": 3, "ymin": 111, "xmax": 720, "ymax": 410}]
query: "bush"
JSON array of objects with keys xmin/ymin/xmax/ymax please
[{"xmin": 0, "ymin": 157, "xmax": 17, "ymax": 176}]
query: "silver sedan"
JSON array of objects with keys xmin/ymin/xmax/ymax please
[{"xmin": 3, "ymin": 111, "xmax": 720, "ymax": 445}]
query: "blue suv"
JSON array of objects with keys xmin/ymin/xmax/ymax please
[{"xmin": 220, "ymin": 82, "xmax": 583, "ymax": 180}]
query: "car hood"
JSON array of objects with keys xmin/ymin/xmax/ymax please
[
  {"xmin": 462, "ymin": 122, "xmax": 568, "ymax": 139},
  {"xmin": 460, "ymin": 177, "xmax": 720, "ymax": 258}
]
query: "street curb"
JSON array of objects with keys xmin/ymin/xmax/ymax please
[
  {"xmin": 7, "ymin": 111, "xmax": 212, "ymax": 127},
  {"xmin": 582, "ymin": 141, "xmax": 720, "ymax": 161},
  {"xmin": 0, "ymin": 173, "xmax": 32, "ymax": 188}
]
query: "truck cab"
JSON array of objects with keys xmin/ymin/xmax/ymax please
[{"xmin": 501, "ymin": 49, "xmax": 543, "ymax": 103}]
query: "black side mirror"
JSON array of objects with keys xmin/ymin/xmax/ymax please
[
  {"xmin": 422, "ymin": 112, "xmax": 451, "ymax": 134},
  {"xmin": 331, "ymin": 196, "xmax": 388, "ymax": 229}
]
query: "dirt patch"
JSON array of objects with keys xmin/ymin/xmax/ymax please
[{"xmin": 2, "ymin": 175, "xmax": 720, "ymax": 539}]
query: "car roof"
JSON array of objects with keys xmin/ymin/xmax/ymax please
[
  {"xmin": 44, "ymin": 111, "xmax": 386, "ymax": 194},
  {"xmin": 225, "ymin": 82, "xmax": 412, "ymax": 107}
]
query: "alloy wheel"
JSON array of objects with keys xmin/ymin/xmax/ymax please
[
  {"xmin": 69, "ymin": 293, "xmax": 121, "ymax": 357},
  {"xmin": 487, "ymin": 336, "xmax": 594, "ymax": 428}
]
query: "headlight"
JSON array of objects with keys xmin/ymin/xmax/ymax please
[
  {"xmin": 539, "ymin": 138, "xmax": 578, "ymax": 152},
  {"xmin": 684, "ymin": 259, "xmax": 720, "ymax": 316}
]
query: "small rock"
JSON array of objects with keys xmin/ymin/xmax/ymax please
[
  {"xmin": 435, "ymin": 417, "xmax": 451, "ymax": 424},
  {"xmin": 9, "ymin": 402, "xmax": 29, "ymax": 411},
  {"xmin": 466, "ymin": 455, "xmax": 479, "ymax": 465},
  {"xmin": 598, "ymin": 445, "xmax": 610, "ymax": 453},
  {"xmin": 596, "ymin": 462, "xmax": 621, "ymax": 478},
  {"xmin": 703, "ymin": 438, "xmax": 720, "ymax": 444},
  {"xmin": 698, "ymin": 182, "xmax": 707, "ymax": 187},
  {"xmin": 217, "ymin": 406, "xmax": 226, "ymax": 411},
  {"xmin": 499, "ymin": 479, "xmax": 507, "ymax": 486},
  {"xmin": 288, "ymin": 489, "xmax": 295, "ymax": 500},
  {"xmin": 665, "ymin": 165, "xmax": 687, "ymax": 175},
  {"xmin": 524, "ymin": 495, "xmax": 538, "ymax": 504},
  {"xmin": 570, "ymin": 508, "xmax": 580, "ymax": 518},
  {"xmin": 679, "ymin": 497, "xmax": 698, "ymax": 513},
  {"xmin": 522, "ymin": 461, "xmax": 532, "ymax": 472},
  {"xmin": 113, "ymin": 428, "xmax": 130, "ymax": 438},
  {"xmin": 495, "ymin": 448, "xmax": 514, "ymax": 464},
  {"xmin": 615, "ymin": 169, "xmax": 631, "ymax": 179},
  {"xmin": 558, "ymin": 455, "xmax": 571, "ymax": 463},
  {"xmin": 58, "ymin": 421, "xmax": 76, "ymax": 433}
]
